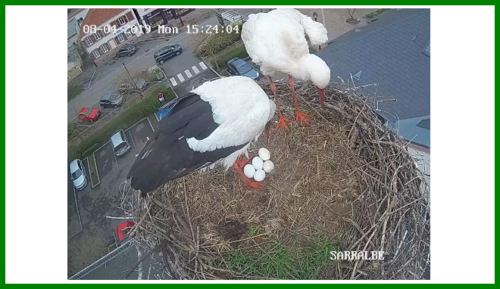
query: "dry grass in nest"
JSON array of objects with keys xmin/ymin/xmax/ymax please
[{"xmin": 124, "ymin": 80, "xmax": 430, "ymax": 280}]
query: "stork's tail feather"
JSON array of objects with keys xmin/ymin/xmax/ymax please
[{"xmin": 300, "ymin": 15, "xmax": 328, "ymax": 46}]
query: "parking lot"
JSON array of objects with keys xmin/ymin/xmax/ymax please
[{"xmin": 68, "ymin": 117, "xmax": 156, "ymax": 275}]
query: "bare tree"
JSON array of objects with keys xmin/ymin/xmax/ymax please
[
  {"xmin": 68, "ymin": 123, "xmax": 83, "ymax": 141},
  {"xmin": 348, "ymin": 9, "xmax": 356, "ymax": 20}
]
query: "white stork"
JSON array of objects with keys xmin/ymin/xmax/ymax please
[
  {"xmin": 127, "ymin": 76, "xmax": 276, "ymax": 195},
  {"xmin": 242, "ymin": 8, "xmax": 331, "ymax": 131}
]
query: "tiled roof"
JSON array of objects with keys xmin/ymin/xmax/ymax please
[
  {"xmin": 79, "ymin": 8, "xmax": 126, "ymax": 38},
  {"xmin": 320, "ymin": 9, "xmax": 430, "ymax": 120},
  {"xmin": 319, "ymin": 9, "xmax": 430, "ymax": 147}
]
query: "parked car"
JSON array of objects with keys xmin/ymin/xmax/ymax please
[
  {"xmin": 117, "ymin": 79, "xmax": 147, "ymax": 95},
  {"xmin": 154, "ymin": 44, "xmax": 182, "ymax": 65},
  {"xmin": 227, "ymin": 58, "xmax": 260, "ymax": 80},
  {"xmin": 156, "ymin": 99, "xmax": 179, "ymax": 121},
  {"xmin": 115, "ymin": 44, "xmax": 137, "ymax": 58},
  {"xmin": 78, "ymin": 107, "xmax": 100, "ymax": 123},
  {"xmin": 99, "ymin": 91, "xmax": 124, "ymax": 108},
  {"xmin": 70, "ymin": 159, "xmax": 87, "ymax": 190},
  {"xmin": 114, "ymin": 221, "xmax": 135, "ymax": 245},
  {"xmin": 110, "ymin": 130, "xmax": 131, "ymax": 157}
]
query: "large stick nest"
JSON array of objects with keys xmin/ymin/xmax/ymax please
[{"xmin": 123, "ymin": 80, "xmax": 430, "ymax": 280}]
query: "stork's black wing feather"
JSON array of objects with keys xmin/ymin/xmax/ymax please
[{"xmin": 127, "ymin": 93, "xmax": 247, "ymax": 194}]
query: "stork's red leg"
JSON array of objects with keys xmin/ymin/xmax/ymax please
[
  {"xmin": 234, "ymin": 154, "xmax": 254, "ymax": 169},
  {"xmin": 232, "ymin": 161, "xmax": 265, "ymax": 191},
  {"xmin": 269, "ymin": 76, "xmax": 291, "ymax": 132},
  {"xmin": 288, "ymin": 75, "xmax": 312, "ymax": 126}
]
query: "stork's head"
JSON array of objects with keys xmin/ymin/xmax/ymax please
[{"xmin": 300, "ymin": 54, "xmax": 331, "ymax": 107}]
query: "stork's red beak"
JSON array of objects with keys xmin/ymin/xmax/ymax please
[{"xmin": 317, "ymin": 87, "xmax": 326, "ymax": 107}]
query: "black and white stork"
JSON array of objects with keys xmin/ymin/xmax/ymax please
[
  {"xmin": 241, "ymin": 8, "xmax": 331, "ymax": 131},
  {"xmin": 127, "ymin": 76, "xmax": 276, "ymax": 196}
]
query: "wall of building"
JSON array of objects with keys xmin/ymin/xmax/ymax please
[
  {"xmin": 81, "ymin": 10, "xmax": 140, "ymax": 56},
  {"xmin": 408, "ymin": 144, "xmax": 430, "ymax": 186}
]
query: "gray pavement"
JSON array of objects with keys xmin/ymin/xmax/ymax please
[
  {"xmin": 67, "ymin": 8, "xmax": 265, "ymax": 122},
  {"xmin": 68, "ymin": 168, "xmax": 82, "ymax": 238},
  {"xmin": 68, "ymin": 13, "xmax": 230, "ymax": 122},
  {"xmin": 69, "ymin": 118, "xmax": 156, "ymax": 275}
]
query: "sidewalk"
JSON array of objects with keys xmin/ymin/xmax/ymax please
[{"xmin": 298, "ymin": 9, "xmax": 377, "ymax": 40}]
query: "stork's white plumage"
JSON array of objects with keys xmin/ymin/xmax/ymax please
[
  {"xmin": 127, "ymin": 76, "xmax": 276, "ymax": 195},
  {"xmin": 242, "ymin": 8, "xmax": 331, "ymax": 130},
  {"xmin": 242, "ymin": 9, "xmax": 330, "ymax": 87}
]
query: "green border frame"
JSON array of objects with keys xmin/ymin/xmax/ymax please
[{"xmin": 1, "ymin": 3, "xmax": 497, "ymax": 284}]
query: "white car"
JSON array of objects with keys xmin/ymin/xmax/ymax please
[{"xmin": 70, "ymin": 159, "xmax": 87, "ymax": 190}]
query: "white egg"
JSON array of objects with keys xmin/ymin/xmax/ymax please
[
  {"xmin": 243, "ymin": 164, "xmax": 256, "ymax": 179},
  {"xmin": 252, "ymin": 157, "xmax": 264, "ymax": 170},
  {"xmin": 254, "ymin": 169, "xmax": 266, "ymax": 182},
  {"xmin": 263, "ymin": 160, "xmax": 274, "ymax": 173},
  {"xmin": 258, "ymin": 148, "xmax": 271, "ymax": 161}
]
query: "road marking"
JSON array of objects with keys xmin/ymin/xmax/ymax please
[
  {"xmin": 184, "ymin": 69, "xmax": 193, "ymax": 79},
  {"xmin": 192, "ymin": 65, "xmax": 200, "ymax": 74},
  {"xmin": 127, "ymin": 131, "xmax": 138, "ymax": 154},
  {"xmin": 169, "ymin": 77, "xmax": 177, "ymax": 87},
  {"xmin": 146, "ymin": 117, "xmax": 155, "ymax": 132},
  {"xmin": 177, "ymin": 73, "xmax": 185, "ymax": 83},
  {"xmin": 91, "ymin": 151, "xmax": 101, "ymax": 188},
  {"xmin": 68, "ymin": 184, "xmax": 83, "ymax": 239},
  {"xmin": 199, "ymin": 61, "xmax": 208, "ymax": 70}
]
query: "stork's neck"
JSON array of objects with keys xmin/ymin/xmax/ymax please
[
  {"xmin": 296, "ymin": 53, "xmax": 330, "ymax": 89},
  {"xmin": 293, "ymin": 54, "xmax": 316, "ymax": 80}
]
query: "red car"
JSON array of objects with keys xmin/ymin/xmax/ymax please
[
  {"xmin": 115, "ymin": 221, "xmax": 135, "ymax": 244},
  {"xmin": 78, "ymin": 107, "xmax": 100, "ymax": 123}
]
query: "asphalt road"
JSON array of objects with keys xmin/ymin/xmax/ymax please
[{"xmin": 68, "ymin": 9, "xmax": 262, "ymax": 122}]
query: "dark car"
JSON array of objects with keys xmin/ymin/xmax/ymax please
[
  {"xmin": 115, "ymin": 44, "xmax": 137, "ymax": 58},
  {"xmin": 227, "ymin": 58, "xmax": 260, "ymax": 80},
  {"xmin": 99, "ymin": 91, "xmax": 124, "ymax": 109},
  {"xmin": 154, "ymin": 44, "xmax": 182, "ymax": 65}
]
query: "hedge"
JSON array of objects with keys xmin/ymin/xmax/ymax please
[
  {"xmin": 68, "ymin": 86, "xmax": 175, "ymax": 161},
  {"xmin": 196, "ymin": 24, "xmax": 243, "ymax": 58}
]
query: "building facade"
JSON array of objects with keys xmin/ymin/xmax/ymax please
[
  {"xmin": 68, "ymin": 9, "xmax": 89, "ymax": 81},
  {"xmin": 79, "ymin": 9, "xmax": 142, "ymax": 65},
  {"xmin": 134, "ymin": 8, "xmax": 194, "ymax": 30}
]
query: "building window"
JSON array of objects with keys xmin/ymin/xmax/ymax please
[
  {"xmin": 125, "ymin": 29, "xmax": 132, "ymax": 38},
  {"xmin": 117, "ymin": 33, "xmax": 125, "ymax": 43},
  {"xmin": 85, "ymin": 37, "xmax": 93, "ymax": 46},
  {"xmin": 100, "ymin": 44, "xmax": 109, "ymax": 53},
  {"xmin": 118, "ymin": 16, "xmax": 127, "ymax": 25},
  {"xmin": 77, "ymin": 17, "xmax": 83, "ymax": 26},
  {"xmin": 94, "ymin": 32, "xmax": 101, "ymax": 41},
  {"xmin": 92, "ymin": 49, "xmax": 100, "ymax": 59}
]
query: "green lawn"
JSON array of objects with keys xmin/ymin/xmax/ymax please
[
  {"xmin": 68, "ymin": 85, "xmax": 83, "ymax": 101},
  {"xmin": 68, "ymin": 86, "xmax": 175, "ymax": 160},
  {"xmin": 219, "ymin": 238, "xmax": 337, "ymax": 279}
]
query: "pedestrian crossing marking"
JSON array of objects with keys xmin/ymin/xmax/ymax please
[
  {"xmin": 199, "ymin": 62, "xmax": 208, "ymax": 70},
  {"xmin": 170, "ymin": 77, "xmax": 177, "ymax": 87},
  {"xmin": 184, "ymin": 69, "xmax": 193, "ymax": 79},
  {"xmin": 177, "ymin": 73, "xmax": 185, "ymax": 83},
  {"xmin": 192, "ymin": 66, "xmax": 200, "ymax": 74}
]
